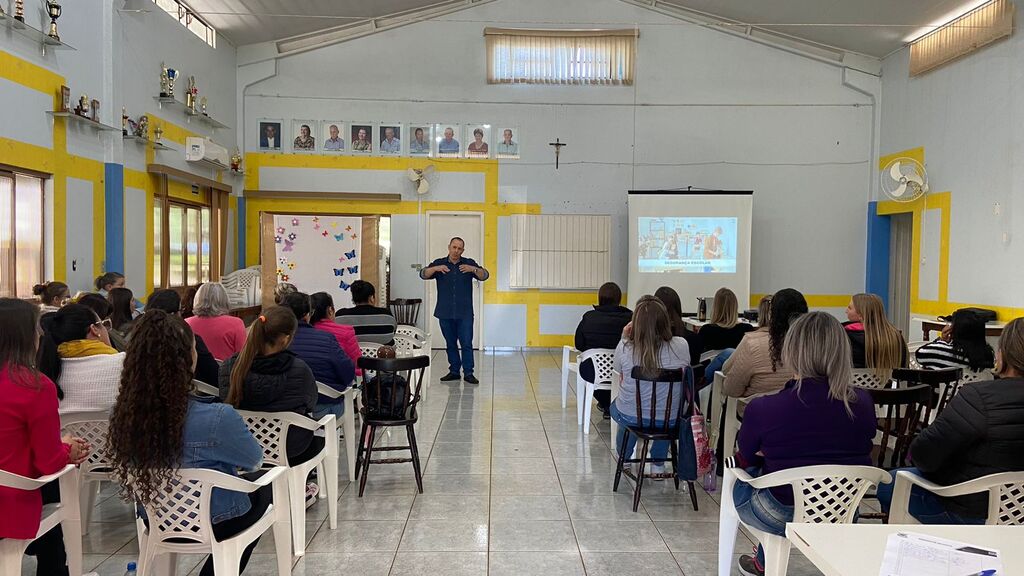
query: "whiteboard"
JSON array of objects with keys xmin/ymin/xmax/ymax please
[{"xmin": 273, "ymin": 214, "xmax": 363, "ymax": 309}]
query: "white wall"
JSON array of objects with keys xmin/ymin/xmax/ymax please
[
  {"xmin": 881, "ymin": 6, "xmax": 1023, "ymax": 313},
  {"xmin": 245, "ymin": 0, "xmax": 875, "ymax": 344}
]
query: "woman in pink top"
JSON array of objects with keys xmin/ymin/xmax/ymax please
[
  {"xmin": 309, "ymin": 292, "xmax": 362, "ymax": 374},
  {"xmin": 184, "ymin": 283, "xmax": 247, "ymax": 361}
]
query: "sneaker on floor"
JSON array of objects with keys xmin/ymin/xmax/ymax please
[
  {"xmin": 305, "ymin": 482, "xmax": 320, "ymax": 508},
  {"xmin": 463, "ymin": 374, "xmax": 479, "ymax": 384},
  {"xmin": 439, "ymin": 372, "xmax": 461, "ymax": 382},
  {"xmin": 737, "ymin": 554, "xmax": 765, "ymax": 576},
  {"xmin": 650, "ymin": 463, "xmax": 666, "ymax": 480}
]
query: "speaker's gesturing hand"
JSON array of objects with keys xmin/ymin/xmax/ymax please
[
  {"xmin": 433, "ymin": 265, "xmax": 450, "ymax": 274},
  {"xmin": 458, "ymin": 264, "xmax": 477, "ymax": 274}
]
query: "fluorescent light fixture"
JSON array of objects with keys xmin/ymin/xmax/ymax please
[{"xmin": 905, "ymin": 0, "xmax": 995, "ymax": 42}]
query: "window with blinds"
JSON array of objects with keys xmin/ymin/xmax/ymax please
[
  {"xmin": 485, "ymin": 28, "xmax": 637, "ymax": 85},
  {"xmin": 509, "ymin": 214, "xmax": 611, "ymax": 289},
  {"xmin": 910, "ymin": 0, "xmax": 1015, "ymax": 76},
  {"xmin": 0, "ymin": 171, "xmax": 44, "ymax": 298}
]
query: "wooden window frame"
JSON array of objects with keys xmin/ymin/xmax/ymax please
[
  {"xmin": 153, "ymin": 182, "xmax": 227, "ymax": 290},
  {"xmin": 0, "ymin": 168, "xmax": 46, "ymax": 298}
]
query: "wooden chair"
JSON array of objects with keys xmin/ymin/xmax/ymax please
[
  {"xmin": 612, "ymin": 366, "xmax": 699, "ymax": 512},
  {"xmin": 0, "ymin": 465, "xmax": 82, "ymax": 576},
  {"xmin": 866, "ymin": 384, "xmax": 933, "ymax": 469},
  {"xmin": 576, "ymin": 348, "xmax": 616, "ymax": 434},
  {"xmin": 892, "ymin": 367, "xmax": 963, "ymax": 418},
  {"xmin": 355, "ymin": 355, "xmax": 430, "ymax": 497},
  {"xmin": 718, "ymin": 464, "xmax": 891, "ymax": 576},
  {"xmin": 59, "ymin": 410, "xmax": 111, "ymax": 534},
  {"xmin": 134, "ymin": 467, "xmax": 291, "ymax": 576},
  {"xmin": 889, "ymin": 470, "xmax": 1024, "ymax": 525},
  {"xmin": 387, "ymin": 298, "xmax": 422, "ymax": 326},
  {"xmin": 561, "ymin": 345, "xmax": 580, "ymax": 409}
]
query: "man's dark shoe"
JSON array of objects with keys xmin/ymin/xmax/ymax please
[
  {"xmin": 440, "ymin": 373, "xmax": 461, "ymax": 382},
  {"xmin": 463, "ymin": 374, "xmax": 480, "ymax": 384}
]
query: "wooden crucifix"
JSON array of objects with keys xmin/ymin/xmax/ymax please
[{"xmin": 548, "ymin": 138, "xmax": 567, "ymax": 169}]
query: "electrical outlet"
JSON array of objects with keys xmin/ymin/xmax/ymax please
[{"xmin": 994, "ymin": 202, "xmax": 1002, "ymax": 216}]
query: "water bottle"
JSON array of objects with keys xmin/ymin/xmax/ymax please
[
  {"xmin": 703, "ymin": 452, "xmax": 718, "ymax": 492},
  {"xmin": 125, "ymin": 561, "xmax": 137, "ymax": 576}
]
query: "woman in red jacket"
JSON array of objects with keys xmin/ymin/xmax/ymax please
[{"xmin": 0, "ymin": 298, "xmax": 92, "ymax": 576}]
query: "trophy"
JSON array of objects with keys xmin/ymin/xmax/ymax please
[
  {"xmin": 185, "ymin": 76, "xmax": 197, "ymax": 112},
  {"xmin": 154, "ymin": 125, "xmax": 163, "ymax": 142},
  {"xmin": 75, "ymin": 94, "xmax": 88, "ymax": 117},
  {"xmin": 159, "ymin": 64, "xmax": 169, "ymax": 97},
  {"xmin": 14, "ymin": 0, "xmax": 24, "ymax": 22},
  {"xmin": 122, "ymin": 107, "xmax": 128, "ymax": 135},
  {"xmin": 230, "ymin": 149, "xmax": 242, "ymax": 172},
  {"xmin": 134, "ymin": 115, "xmax": 149, "ymax": 139},
  {"xmin": 46, "ymin": 1, "xmax": 61, "ymax": 41},
  {"xmin": 90, "ymin": 99, "xmax": 100, "ymax": 122},
  {"xmin": 200, "ymin": 96, "xmax": 207, "ymax": 116}
]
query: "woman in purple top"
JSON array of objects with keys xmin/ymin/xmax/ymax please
[{"xmin": 732, "ymin": 312, "xmax": 876, "ymax": 576}]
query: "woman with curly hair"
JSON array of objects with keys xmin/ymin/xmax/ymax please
[
  {"xmin": 108, "ymin": 310, "xmax": 265, "ymax": 576},
  {"xmin": 722, "ymin": 288, "xmax": 808, "ymax": 399}
]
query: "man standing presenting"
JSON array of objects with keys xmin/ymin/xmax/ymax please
[{"xmin": 420, "ymin": 237, "xmax": 489, "ymax": 384}]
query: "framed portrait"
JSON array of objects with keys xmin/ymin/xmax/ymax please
[
  {"xmin": 408, "ymin": 125, "xmax": 432, "ymax": 157},
  {"xmin": 495, "ymin": 126, "xmax": 520, "ymax": 159},
  {"xmin": 378, "ymin": 123, "xmax": 402, "ymax": 156},
  {"xmin": 350, "ymin": 123, "xmax": 373, "ymax": 154},
  {"xmin": 59, "ymin": 85, "xmax": 71, "ymax": 113},
  {"xmin": 465, "ymin": 124, "xmax": 491, "ymax": 159},
  {"xmin": 291, "ymin": 119, "xmax": 317, "ymax": 153},
  {"xmin": 434, "ymin": 123, "xmax": 461, "ymax": 158},
  {"xmin": 321, "ymin": 121, "xmax": 346, "ymax": 153},
  {"xmin": 258, "ymin": 119, "xmax": 283, "ymax": 151}
]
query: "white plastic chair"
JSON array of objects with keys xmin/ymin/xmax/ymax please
[
  {"xmin": 718, "ymin": 464, "xmax": 891, "ymax": 576},
  {"xmin": 236, "ymin": 411, "xmax": 338, "ymax": 556},
  {"xmin": 135, "ymin": 466, "xmax": 291, "ymax": 576},
  {"xmin": 576, "ymin": 348, "xmax": 616, "ymax": 434},
  {"xmin": 960, "ymin": 368, "xmax": 994, "ymax": 384},
  {"xmin": 906, "ymin": 340, "xmax": 929, "ymax": 369},
  {"xmin": 394, "ymin": 325, "xmax": 430, "ymax": 348},
  {"xmin": 192, "ymin": 379, "xmax": 219, "ymax": 397},
  {"xmin": 0, "ymin": 465, "xmax": 82, "ymax": 576},
  {"xmin": 851, "ymin": 368, "xmax": 888, "ymax": 389},
  {"xmin": 59, "ymin": 411, "xmax": 111, "ymax": 535},
  {"xmin": 889, "ymin": 470, "xmax": 1024, "ymax": 525},
  {"xmin": 706, "ymin": 371, "xmax": 725, "ymax": 449},
  {"xmin": 561, "ymin": 346, "xmax": 579, "ymax": 409},
  {"xmin": 315, "ymin": 382, "xmax": 361, "ymax": 483},
  {"xmin": 608, "ymin": 369, "xmax": 623, "ymax": 450},
  {"xmin": 721, "ymin": 390, "xmax": 767, "ymax": 466}
]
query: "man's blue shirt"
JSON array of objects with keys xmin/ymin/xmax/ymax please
[{"xmin": 420, "ymin": 257, "xmax": 488, "ymax": 319}]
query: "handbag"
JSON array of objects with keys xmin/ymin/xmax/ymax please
[{"xmin": 687, "ymin": 385, "xmax": 714, "ymax": 477}]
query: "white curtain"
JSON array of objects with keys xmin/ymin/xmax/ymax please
[{"xmin": 486, "ymin": 28, "xmax": 637, "ymax": 85}]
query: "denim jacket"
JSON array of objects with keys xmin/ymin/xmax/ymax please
[{"xmin": 182, "ymin": 396, "xmax": 264, "ymax": 523}]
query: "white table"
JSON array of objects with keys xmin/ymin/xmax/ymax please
[
  {"xmin": 786, "ymin": 523, "xmax": 1024, "ymax": 576},
  {"xmin": 682, "ymin": 317, "xmax": 758, "ymax": 333}
]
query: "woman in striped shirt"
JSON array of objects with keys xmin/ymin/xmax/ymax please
[{"xmin": 915, "ymin": 309, "xmax": 994, "ymax": 372}]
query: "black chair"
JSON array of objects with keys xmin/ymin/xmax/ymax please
[
  {"xmin": 892, "ymin": 367, "xmax": 964, "ymax": 417},
  {"xmin": 612, "ymin": 366, "xmax": 700, "ymax": 512},
  {"xmin": 354, "ymin": 355, "xmax": 430, "ymax": 497},
  {"xmin": 388, "ymin": 298, "xmax": 422, "ymax": 326},
  {"xmin": 866, "ymin": 384, "xmax": 933, "ymax": 469}
]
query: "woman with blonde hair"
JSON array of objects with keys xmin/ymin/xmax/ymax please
[
  {"xmin": 185, "ymin": 282, "xmax": 247, "ymax": 361},
  {"xmin": 733, "ymin": 312, "xmax": 876, "ymax": 576},
  {"xmin": 611, "ymin": 295, "xmax": 692, "ymax": 477},
  {"xmin": 844, "ymin": 293, "xmax": 907, "ymax": 373},
  {"xmin": 700, "ymin": 287, "xmax": 755, "ymax": 354}
]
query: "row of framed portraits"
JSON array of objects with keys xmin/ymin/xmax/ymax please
[{"xmin": 257, "ymin": 120, "xmax": 521, "ymax": 159}]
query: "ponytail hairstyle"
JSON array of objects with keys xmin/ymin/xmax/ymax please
[
  {"xmin": 0, "ymin": 298, "xmax": 43, "ymax": 388},
  {"xmin": 33, "ymin": 281, "xmax": 70, "ymax": 307},
  {"xmin": 227, "ymin": 306, "xmax": 298, "ymax": 406},
  {"xmin": 76, "ymin": 293, "xmax": 113, "ymax": 320},
  {"xmin": 949, "ymin": 309, "xmax": 995, "ymax": 371},
  {"xmin": 756, "ymin": 295, "xmax": 772, "ymax": 326},
  {"xmin": 768, "ymin": 288, "xmax": 808, "ymax": 371},
  {"xmin": 95, "ymin": 271, "xmax": 124, "ymax": 292},
  {"xmin": 628, "ymin": 295, "xmax": 675, "ymax": 375},
  {"xmin": 851, "ymin": 293, "xmax": 905, "ymax": 378},
  {"xmin": 37, "ymin": 303, "xmax": 102, "ymax": 396},
  {"xmin": 309, "ymin": 292, "xmax": 335, "ymax": 324},
  {"xmin": 108, "ymin": 287, "xmax": 135, "ymax": 331},
  {"xmin": 108, "ymin": 310, "xmax": 194, "ymax": 506}
]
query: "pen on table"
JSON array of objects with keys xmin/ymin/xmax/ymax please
[{"xmin": 963, "ymin": 570, "xmax": 996, "ymax": 576}]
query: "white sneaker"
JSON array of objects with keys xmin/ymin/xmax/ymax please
[{"xmin": 650, "ymin": 463, "xmax": 666, "ymax": 480}]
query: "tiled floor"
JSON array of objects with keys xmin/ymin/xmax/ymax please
[{"xmin": 35, "ymin": 349, "xmax": 842, "ymax": 575}]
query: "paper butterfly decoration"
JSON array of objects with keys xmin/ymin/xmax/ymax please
[
  {"xmin": 274, "ymin": 235, "xmax": 282, "ymax": 244},
  {"xmin": 283, "ymin": 239, "xmax": 294, "ymax": 252},
  {"xmin": 351, "ymin": 234, "xmax": 358, "ymax": 240},
  {"xmin": 312, "ymin": 216, "xmax": 319, "ymax": 223},
  {"xmin": 321, "ymin": 230, "xmax": 329, "ymax": 237},
  {"xmin": 287, "ymin": 232, "xmax": 297, "ymax": 241},
  {"xmin": 333, "ymin": 268, "xmax": 345, "ymax": 276},
  {"xmin": 331, "ymin": 222, "xmax": 338, "ymax": 228},
  {"xmin": 314, "ymin": 223, "xmax": 321, "ymax": 230},
  {"xmin": 347, "ymin": 266, "xmax": 359, "ymax": 274},
  {"xmin": 334, "ymin": 233, "xmax": 344, "ymax": 241},
  {"xmin": 339, "ymin": 280, "xmax": 351, "ymax": 290},
  {"xmin": 291, "ymin": 218, "xmax": 299, "ymax": 226},
  {"xmin": 345, "ymin": 226, "xmax": 352, "ymax": 232},
  {"xmin": 276, "ymin": 227, "xmax": 285, "ymax": 235},
  {"xmin": 345, "ymin": 249, "xmax": 356, "ymax": 259}
]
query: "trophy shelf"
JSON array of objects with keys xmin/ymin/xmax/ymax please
[
  {"xmin": 47, "ymin": 111, "xmax": 120, "ymax": 132},
  {"xmin": 0, "ymin": 12, "xmax": 75, "ymax": 54},
  {"xmin": 187, "ymin": 157, "xmax": 243, "ymax": 176},
  {"xmin": 123, "ymin": 134, "xmax": 171, "ymax": 150},
  {"xmin": 153, "ymin": 96, "xmax": 230, "ymax": 130}
]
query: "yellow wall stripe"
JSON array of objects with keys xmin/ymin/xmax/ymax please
[{"xmin": 0, "ymin": 49, "xmax": 65, "ymax": 95}]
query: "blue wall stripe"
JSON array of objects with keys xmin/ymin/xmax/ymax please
[
  {"xmin": 104, "ymin": 163, "xmax": 125, "ymax": 273},
  {"xmin": 237, "ymin": 197, "xmax": 246, "ymax": 268},
  {"xmin": 865, "ymin": 201, "xmax": 891, "ymax": 309}
]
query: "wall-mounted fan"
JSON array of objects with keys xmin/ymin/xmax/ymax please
[
  {"xmin": 880, "ymin": 157, "xmax": 928, "ymax": 202},
  {"xmin": 406, "ymin": 165, "xmax": 436, "ymax": 195}
]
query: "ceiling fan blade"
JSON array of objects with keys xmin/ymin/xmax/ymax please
[
  {"xmin": 406, "ymin": 168, "xmax": 420, "ymax": 182},
  {"xmin": 891, "ymin": 182, "xmax": 908, "ymax": 198},
  {"xmin": 889, "ymin": 161, "xmax": 904, "ymax": 183}
]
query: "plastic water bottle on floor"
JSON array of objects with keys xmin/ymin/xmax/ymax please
[
  {"xmin": 703, "ymin": 452, "xmax": 717, "ymax": 492},
  {"xmin": 125, "ymin": 561, "xmax": 137, "ymax": 576}
]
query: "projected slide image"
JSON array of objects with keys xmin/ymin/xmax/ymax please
[{"xmin": 638, "ymin": 217, "xmax": 738, "ymax": 273}]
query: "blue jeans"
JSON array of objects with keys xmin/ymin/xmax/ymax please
[
  {"xmin": 876, "ymin": 467, "xmax": 986, "ymax": 525},
  {"xmin": 733, "ymin": 467, "xmax": 794, "ymax": 566},
  {"xmin": 439, "ymin": 317, "xmax": 475, "ymax": 375},
  {"xmin": 312, "ymin": 400, "xmax": 345, "ymax": 421},
  {"xmin": 705, "ymin": 348, "xmax": 734, "ymax": 378},
  {"xmin": 610, "ymin": 403, "xmax": 677, "ymax": 467}
]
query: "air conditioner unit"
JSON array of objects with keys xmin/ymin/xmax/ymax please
[{"xmin": 185, "ymin": 137, "xmax": 229, "ymax": 166}]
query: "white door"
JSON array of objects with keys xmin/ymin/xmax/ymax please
[{"xmin": 425, "ymin": 212, "xmax": 484, "ymax": 349}]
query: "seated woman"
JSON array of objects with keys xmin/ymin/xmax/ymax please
[
  {"xmin": 185, "ymin": 282, "xmax": 248, "ymax": 361},
  {"xmin": 915, "ymin": 309, "xmax": 994, "ymax": 372},
  {"xmin": 33, "ymin": 281, "xmax": 70, "ymax": 315},
  {"xmin": 574, "ymin": 282, "xmax": 633, "ymax": 418},
  {"xmin": 219, "ymin": 306, "xmax": 320, "ymax": 494},
  {"xmin": 653, "ymin": 286, "xmax": 702, "ymax": 367},
  {"xmin": 143, "ymin": 289, "xmax": 221, "ymax": 387},
  {"xmin": 722, "ymin": 288, "xmax": 808, "ymax": 398},
  {"xmin": 0, "ymin": 299, "xmax": 93, "ymax": 576},
  {"xmin": 274, "ymin": 282, "xmax": 298, "ymax": 305},
  {"xmin": 76, "ymin": 293, "xmax": 127, "ymax": 352},
  {"xmin": 611, "ymin": 295, "xmax": 691, "ymax": 476},
  {"xmin": 38, "ymin": 303, "xmax": 124, "ymax": 415},
  {"xmin": 843, "ymin": 293, "xmax": 907, "ymax": 374},
  {"xmin": 876, "ymin": 317, "xmax": 1024, "ymax": 525},
  {"xmin": 733, "ymin": 312, "xmax": 876, "ymax": 576},
  {"xmin": 280, "ymin": 292, "xmax": 356, "ymax": 420},
  {"xmin": 107, "ymin": 310, "xmax": 266, "ymax": 576},
  {"xmin": 700, "ymin": 287, "xmax": 756, "ymax": 376},
  {"xmin": 309, "ymin": 292, "xmax": 362, "ymax": 375}
]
